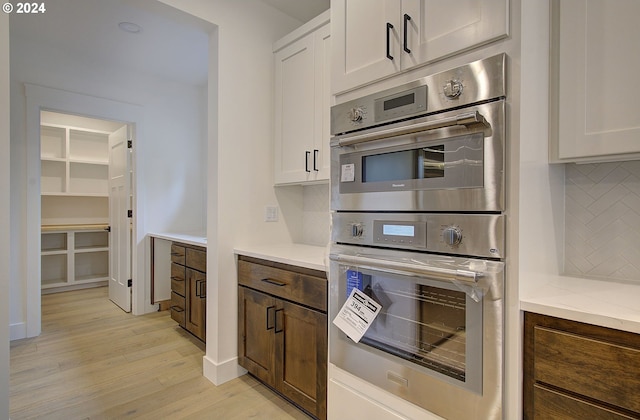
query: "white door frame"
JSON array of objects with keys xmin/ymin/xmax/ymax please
[{"xmin": 24, "ymin": 84, "xmax": 151, "ymax": 338}]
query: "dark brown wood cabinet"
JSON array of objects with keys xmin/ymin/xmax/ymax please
[
  {"xmin": 170, "ymin": 242, "xmax": 206, "ymax": 342},
  {"xmin": 523, "ymin": 312, "xmax": 640, "ymax": 420},
  {"xmin": 237, "ymin": 255, "xmax": 327, "ymax": 420}
]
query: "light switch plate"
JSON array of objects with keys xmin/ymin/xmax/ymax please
[{"xmin": 264, "ymin": 205, "xmax": 279, "ymax": 222}]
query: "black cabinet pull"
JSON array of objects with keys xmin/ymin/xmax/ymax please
[
  {"xmin": 199, "ymin": 280, "xmax": 206, "ymax": 298},
  {"xmin": 195, "ymin": 279, "xmax": 206, "ymax": 298},
  {"xmin": 170, "ymin": 305, "xmax": 184, "ymax": 312},
  {"xmin": 313, "ymin": 149, "xmax": 319, "ymax": 172},
  {"xmin": 170, "ymin": 276, "xmax": 183, "ymax": 282},
  {"xmin": 403, "ymin": 14, "xmax": 412, "ymax": 53},
  {"xmin": 305, "ymin": 151, "xmax": 311, "ymax": 172},
  {"xmin": 261, "ymin": 278, "xmax": 287, "ymax": 287},
  {"xmin": 274, "ymin": 308, "xmax": 284, "ymax": 333},
  {"xmin": 266, "ymin": 305, "xmax": 275, "ymax": 330},
  {"xmin": 386, "ymin": 22, "xmax": 394, "ymax": 60}
]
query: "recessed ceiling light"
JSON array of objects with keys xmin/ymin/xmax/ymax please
[{"xmin": 118, "ymin": 22, "xmax": 142, "ymax": 34}]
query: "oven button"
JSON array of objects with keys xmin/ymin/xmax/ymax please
[
  {"xmin": 348, "ymin": 107, "xmax": 364, "ymax": 123},
  {"xmin": 443, "ymin": 80, "xmax": 463, "ymax": 99},
  {"xmin": 442, "ymin": 226, "xmax": 463, "ymax": 246}
]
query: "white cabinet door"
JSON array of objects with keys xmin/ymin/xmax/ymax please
[
  {"xmin": 331, "ymin": 0, "xmax": 400, "ymax": 94},
  {"xmin": 404, "ymin": 0, "xmax": 509, "ymax": 69},
  {"xmin": 332, "ymin": 0, "xmax": 508, "ymax": 94},
  {"xmin": 274, "ymin": 20, "xmax": 331, "ymax": 185},
  {"xmin": 556, "ymin": 0, "xmax": 640, "ymax": 161},
  {"xmin": 274, "ymin": 34, "xmax": 316, "ymax": 184}
]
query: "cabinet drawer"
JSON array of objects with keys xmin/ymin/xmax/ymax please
[
  {"xmin": 170, "ymin": 262, "xmax": 185, "ymax": 296},
  {"xmin": 534, "ymin": 384, "xmax": 636, "ymax": 420},
  {"xmin": 170, "ymin": 244, "xmax": 185, "ymax": 265},
  {"xmin": 186, "ymin": 248, "xmax": 206, "ymax": 272},
  {"xmin": 533, "ymin": 321, "xmax": 640, "ymax": 414},
  {"xmin": 170, "ymin": 291, "xmax": 185, "ymax": 327},
  {"xmin": 238, "ymin": 259, "xmax": 327, "ymax": 312}
]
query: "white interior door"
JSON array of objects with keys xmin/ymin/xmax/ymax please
[{"xmin": 108, "ymin": 125, "xmax": 131, "ymax": 312}]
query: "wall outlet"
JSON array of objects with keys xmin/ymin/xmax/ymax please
[{"xmin": 264, "ymin": 205, "xmax": 279, "ymax": 222}]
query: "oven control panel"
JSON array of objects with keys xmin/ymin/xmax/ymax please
[
  {"xmin": 333, "ymin": 212, "xmax": 504, "ymax": 259},
  {"xmin": 372, "ymin": 220, "xmax": 427, "ymax": 248}
]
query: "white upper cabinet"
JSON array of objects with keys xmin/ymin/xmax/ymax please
[
  {"xmin": 274, "ymin": 12, "xmax": 330, "ymax": 185},
  {"xmin": 552, "ymin": 0, "xmax": 640, "ymax": 162},
  {"xmin": 331, "ymin": 0, "xmax": 509, "ymax": 94}
]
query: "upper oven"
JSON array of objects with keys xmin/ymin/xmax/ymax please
[{"xmin": 330, "ymin": 54, "xmax": 506, "ymax": 213}]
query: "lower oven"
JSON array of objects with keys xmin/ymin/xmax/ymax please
[{"xmin": 329, "ymin": 213, "xmax": 505, "ymax": 419}]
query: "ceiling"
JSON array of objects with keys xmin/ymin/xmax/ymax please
[
  {"xmin": 260, "ymin": 0, "xmax": 329, "ymax": 23},
  {"xmin": 9, "ymin": 0, "xmax": 329, "ymax": 86}
]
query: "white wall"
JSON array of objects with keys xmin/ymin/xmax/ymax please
[
  {"xmin": 157, "ymin": 0, "xmax": 303, "ymax": 384},
  {"xmin": 9, "ymin": 28, "xmax": 207, "ymax": 335},
  {"xmin": 0, "ymin": 12, "xmax": 11, "ymax": 420}
]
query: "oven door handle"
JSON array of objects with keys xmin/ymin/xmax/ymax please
[
  {"xmin": 330, "ymin": 253, "xmax": 480, "ymax": 284},
  {"xmin": 335, "ymin": 111, "xmax": 487, "ymax": 147}
]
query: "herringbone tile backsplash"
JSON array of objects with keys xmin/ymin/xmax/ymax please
[
  {"xmin": 564, "ymin": 161, "xmax": 640, "ymax": 283},
  {"xmin": 302, "ymin": 184, "xmax": 330, "ymax": 246}
]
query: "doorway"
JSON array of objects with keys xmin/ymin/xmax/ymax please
[
  {"xmin": 24, "ymin": 84, "xmax": 147, "ymax": 337},
  {"xmin": 39, "ymin": 111, "xmax": 132, "ymax": 312}
]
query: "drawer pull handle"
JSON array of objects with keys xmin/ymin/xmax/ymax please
[
  {"xmin": 170, "ymin": 276, "xmax": 183, "ymax": 282},
  {"xmin": 170, "ymin": 306, "xmax": 184, "ymax": 312},
  {"xmin": 266, "ymin": 305, "xmax": 275, "ymax": 330},
  {"xmin": 261, "ymin": 278, "xmax": 287, "ymax": 287},
  {"xmin": 171, "ymin": 252, "xmax": 183, "ymax": 256}
]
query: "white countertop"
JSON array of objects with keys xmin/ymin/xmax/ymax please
[
  {"xmin": 520, "ymin": 274, "xmax": 640, "ymax": 334},
  {"xmin": 148, "ymin": 231, "xmax": 207, "ymax": 247},
  {"xmin": 234, "ymin": 243, "xmax": 328, "ymax": 272}
]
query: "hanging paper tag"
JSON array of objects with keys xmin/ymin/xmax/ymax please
[{"xmin": 333, "ymin": 287, "xmax": 382, "ymax": 343}]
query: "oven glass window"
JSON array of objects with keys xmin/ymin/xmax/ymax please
[
  {"xmin": 359, "ymin": 274, "xmax": 467, "ymax": 382},
  {"xmin": 362, "ymin": 145, "xmax": 445, "ymax": 183}
]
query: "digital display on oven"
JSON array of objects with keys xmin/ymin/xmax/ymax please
[
  {"xmin": 383, "ymin": 224, "xmax": 415, "ymax": 237},
  {"xmin": 383, "ymin": 93, "xmax": 415, "ymax": 111}
]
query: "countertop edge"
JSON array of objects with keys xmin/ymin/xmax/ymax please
[
  {"xmin": 520, "ymin": 273, "xmax": 640, "ymax": 334},
  {"xmin": 148, "ymin": 232, "xmax": 207, "ymax": 247},
  {"xmin": 234, "ymin": 243, "xmax": 328, "ymax": 273}
]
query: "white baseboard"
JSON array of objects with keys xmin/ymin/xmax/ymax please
[
  {"xmin": 10, "ymin": 322, "xmax": 26, "ymax": 341},
  {"xmin": 202, "ymin": 354, "xmax": 247, "ymax": 386}
]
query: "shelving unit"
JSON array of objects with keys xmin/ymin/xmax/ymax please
[
  {"xmin": 40, "ymin": 121, "xmax": 111, "ymax": 293},
  {"xmin": 41, "ymin": 227, "xmax": 109, "ymax": 293},
  {"xmin": 40, "ymin": 124, "xmax": 109, "ymax": 198}
]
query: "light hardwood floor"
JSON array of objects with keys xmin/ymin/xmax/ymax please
[{"xmin": 10, "ymin": 287, "xmax": 310, "ymax": 419}]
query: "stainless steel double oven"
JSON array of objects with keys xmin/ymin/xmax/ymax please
[{"xmin": 329, "ymin": 54, "xmax": 507, "ymax": 419}]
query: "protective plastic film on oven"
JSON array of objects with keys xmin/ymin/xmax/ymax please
[{"xmin": 330, "ymin": 250, "xmax": 505, "ymax": 394}]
